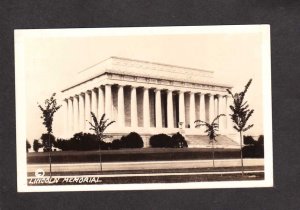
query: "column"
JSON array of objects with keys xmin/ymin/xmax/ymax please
[
  {"xmin": 199, "ymin": 93, "xmax": 206, "ymax": 122},
  {"xmin": 178, "ymin": 90, "xmax": 185, "ymax": 128},
  {"xmin": 226, "ymin": 95, "xmax": 232, "ymax": 132},
  {"xmin": 67, "ymin": 98, "xmax": 73, "ymax": 136},
  {"xmin": 130, "ymin": 86, "xmax": 138, "ymax": 127},
  {"xmin": 209, "ymin": 94, "xmax": 214, "ymax": 123},
  {"xmin": 214, "ymin": 96, "xmax": 219, "ymax": 118},
  {"xmin": 199, "ymin": 93, "xmax": 206, "ymax": 132},
  {"xmin": 167, "ymin": 90, "xmax": 174, "ymax": 128},
  {"xmin": 189, "ymin": 92, "xmax": 195, "ymax": 128},
  {"xmin": 143, "ymin": 87, "xmax": 150, "ymax": 128},
  {"xmin": 218, "ymin": 95, "xmax": 225, "ymax": 133},
  {"xmin": 73, "ymin": 96, "xmax": 79, "ymax": 133},
  {"xmin": 117, "ymin": 85, "xmax": 125, "ymax": 127},
  {"xmin": 91, "ymin": 89, "xmax": 97, "ymax": 115},
  {"xmin": 98, "ymin": 86, "xmax": 105, "ymax": 118},
  {"xmin": 63, "ymin": 99, "xmax": 68, "ymax": 137},
  {"xmin": 155, "ymin": 89, "xmax": 162, "ymax": 128},
  {"xmin": 79, "ymin": 93, "xmax": 85, "ymax": 131},
  {"xmin": 85, "ymin": 91, "xmax": 91, "ymax": 131},
  {"xmin": 105, "ymin": 84, "xmax": 112, "ymax": 119}
]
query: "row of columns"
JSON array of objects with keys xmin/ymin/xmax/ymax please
[{"xmin": 64, "ymin": 84, "xmax": 230, "ymax": 136}]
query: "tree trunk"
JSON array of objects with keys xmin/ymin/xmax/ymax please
[
  {"xmin": 98, "ymin": 142, "xmax": 102, "ymax": 173},
  {"xmin": 240, "ymin": 131, "xmax": 244, "ymax": 176},
  {"xmin": 212, "ymin": 138, "xmax": 215, "ymax": 168},
  {"xmin": 48, "ymin": 133, "xmax": 52, "ymax": 178}
]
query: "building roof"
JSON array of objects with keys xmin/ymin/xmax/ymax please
[{"xmin": 62, "ymin": 56, "xmax": 232, "ymax": 92}]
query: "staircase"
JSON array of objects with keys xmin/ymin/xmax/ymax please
[{"xmin": 185, "ymin": 135, "xmax": 240, "ymax": 149}]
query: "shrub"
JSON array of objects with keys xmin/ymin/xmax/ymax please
[
  {"xmin": 54, "ymin": 132, "xmax": 146, "ymax": 151},
  {"xmin": 33, "ymin": 139, "xmax": 43, "ymax": 152},
  {"xmin": 99, "ymin": 140, "xmax": 112, "ymax": 150},
  {"xmin": 243, "ymin": 135, "xmax": 256, "ymax": 145},
  {"xmin": 242, "ymin": 145, "xmax": 264, "ymax": 158},
  {"xmin": 40, "ymin": 133, "xmax": 56, "ymax": 152},
  {"xmin": 149, "ymin": 133, "xmax": 188, "ymax": 148},
  {"xmin": 111, "ymin": 139, "xmax": 123, "ymax": 149},
  {"xmin": 257, "ymin": 135, "xmax": 264, "ymax": 146},
  {"xmin": 55, "ymin": 132, "xmax": 99, "ymax": 151},
  {"xmin": 149, "ymin": 134, "xmax": 172, "ymax": 148},
  {"xmin": 120, "ymin": 132, "xmax": 144, "ymax": 148},
  {"xmin": 242, "ymin": 135, "xmax": 264, "ymax": 158},
  {"xmin": 171, "ymin": 132, "xmax": 188, "ymax": 148},
  {"xmin": 26, "ymin": 140, "xmax": 31, "ymax": 152}
]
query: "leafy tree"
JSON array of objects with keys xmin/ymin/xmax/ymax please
[
  {"xmin": 227, "ymin": 79, "xmax": 254, "ymax": 175},
  {"xmin": 195, "ymin": 114, "xmax": 225, "ymax": 167},
  {"xmin": 38, "ymin": 93, "xmax": 61, "ymax": 177},
  {"xmin": 26, "ymin": 140, "xmax": 31, "ymax": 153},
  {"xmin": 33, "ymin": 139, "xmax": 43, "ymax": 152},
  {"xmin": 88, "ymin": 112, "xmax": 115, "ymax": 172}
]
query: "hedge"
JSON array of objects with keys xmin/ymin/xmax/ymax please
[
  {"xmin": 53, "ymin": 132, "xmax": 144, "ymax": 151},
  {"xmin": 149, "ymin": 132, "xmax": 188, "ymax": 148}
]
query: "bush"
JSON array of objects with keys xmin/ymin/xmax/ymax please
[
  {"xmin": 149, "ymin": 134, "xmax": 172, "ymax": 148},
  {"xmin": 54, "ymin": 132, "xmax": 144, "ymax": 151},
  {"xmin": 242, "ymin": 135, "xmax": 264, "ymax": 158},
  {"xmin": 171, "ymin": 132, "xmax": 188, "ymax": 148},
  {"xmin": 33, "ymin": 139, "xmax": 43, "ymax": 152},
  {"xmin": 111, "ymin": 139, "xmax": 123, "ymax": 149},
  {"xmin": 257, "ymin": 135, "xmax": 264, "ymax": 146},
  {"xmin": 40, "ymin": 133, "xmax": 56, "ymax": 151},
  {"xmin": 26, "ymin": 140, "xmax": 31, "ymax": 152},
  {"xmin": 120, "ymin": 132, "xmax": 144, "ymax": 148},
  {"xmin": 242, "ymin": 145, "xmax": 264, "ymax": 158},
  {"xmin": 149, "ymin": 133, "xmax": 188, "ymax": 148},
  {"xmin": 55, "ymin": 132, "xmax": 99, "ymax": 151},
  {"xmin": 243, "ymin": 135, "xmax": 256, "ymax": 145}
]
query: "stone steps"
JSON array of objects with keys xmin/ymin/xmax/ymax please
[{"xmin": 185, "ymin": 135, "xmax": 239, "ymax": 148}]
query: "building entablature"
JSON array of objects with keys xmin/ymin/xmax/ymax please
[{"xmin": 62, "ymin": 72, "xmax": 231, "ymax": 99}]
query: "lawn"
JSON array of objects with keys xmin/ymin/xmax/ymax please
[{"xmin": 27, "ymin": 147, "xmax": 241, "ymax": 164}]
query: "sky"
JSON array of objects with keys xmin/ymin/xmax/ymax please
[{"xmin": 16, "ymin": 26, "xmax": 269, "ymax": 143}]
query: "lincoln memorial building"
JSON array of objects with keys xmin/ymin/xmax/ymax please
[{"xmin": 61, "ymin": 57, "xmax": 238, "ymax": 148}]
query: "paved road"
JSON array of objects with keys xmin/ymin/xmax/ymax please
[{"xmin": 28, "ymin": 158, "xmax": 263, "ymax": 174}]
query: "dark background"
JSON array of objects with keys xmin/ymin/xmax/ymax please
[{"xmin": 0, "ymin": 0, "xmax": 299, "ymax": 209}]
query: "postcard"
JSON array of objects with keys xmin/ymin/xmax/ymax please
[{"xmin": 15, "ymin": 25, "xmax": 273, "ymax": 192}]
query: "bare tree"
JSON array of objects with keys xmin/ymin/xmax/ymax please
[
  {"xmin": 227, "ymin": 79, "xmax": 254, "ymax": 175},
  {"xmin": 88, "ymin": 112, "xmax": 115, "ymax": 173},
  {"xmin": 195, "ymin": 114, "xmax": 226, "ymax": 167}
]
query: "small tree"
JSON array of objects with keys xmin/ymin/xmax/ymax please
[
  {"xmin": 227, "ymin": 79, "xmax": 254, "ymax": 175},
  {"xmin": 38, "ymin": 93, "xmax": 61, "ymax": 177},
  {"xmin": 26, "ymin": 140, "xmax": 31, "ymax": 153},
  {"xmin": 195, "ymin": 114, "xmax": 225, "ymax": 167},
  {"xmin": 88, "ymin": 112, "xmax": 115, "ymax": 172}
]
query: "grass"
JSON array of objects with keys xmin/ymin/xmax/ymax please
[
  {"xmin": 27, "ymin": 147, "xmax": 241, "ymax": 164},
  {"xmin": 27, "ymin": 166, "xmax": 264, "ymax": 177}
]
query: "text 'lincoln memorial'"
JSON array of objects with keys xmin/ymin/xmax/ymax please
[{"xmin": 61, "ymin": 57, "xmax": 236, "ymax": 147}]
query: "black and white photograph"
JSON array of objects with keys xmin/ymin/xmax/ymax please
[{"xmin": 15, "ymin": 25, "xmax": 272, "ymax": 192}]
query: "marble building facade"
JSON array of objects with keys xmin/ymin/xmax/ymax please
[{"xmin": 61, "ymin": 57, "xmax": 234, "ymax": 147}]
